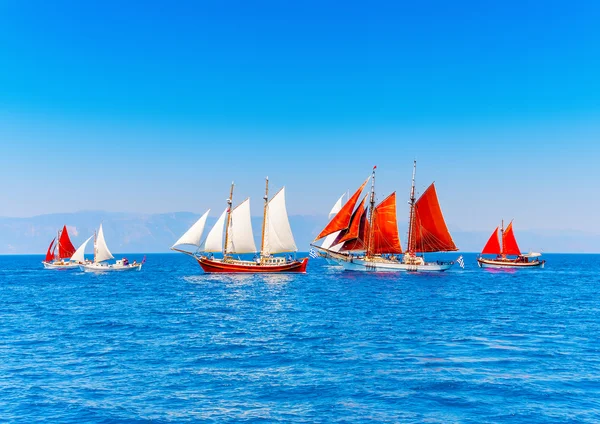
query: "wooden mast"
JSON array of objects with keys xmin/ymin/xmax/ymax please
[
  {"xmin": 260, "ymin": 177, "xmax": 269, "ymax": 258},
  {"xmin": 365, "ymin": 166, "xmax": 376, "ymax": 257},
  {"xmin": 223, "ymin": 182, "xmax": 235, "ymax": 258},
  {"xmin": 501, "ymin": 219, "xmax": 504, "ymax": 257},
  {"xmin": 407, "ymin": 160, "xmax": 417, "ymax": 254}
]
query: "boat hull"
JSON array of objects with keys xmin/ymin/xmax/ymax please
[
  {"xmin": 197, "ymin": 257, "xmax": 308, "ymax": 273},
  {"xmin": 477, "ymin": 258, "xmax": 545, "ymax": 269},
  {"xmin": 42, "ymin": 261, "xmax": 80, "ymax": 270},
  {"xmin": 79, "ymin": 263, "xmax": 143, "ymax": 272},
  {"xmin": 339, "ymin": 257, "xmax": 454, "ymax": 272}
]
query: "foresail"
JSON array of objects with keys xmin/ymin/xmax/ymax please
[
  {"xmin": 328, "ymin": 193, "xmax": 345, "ymax": 219},
  {"xmin": 95, "ymin": 224, "xmax": 114, "ymax": 263},
  {"xmin": 172, "ymin": 210, "xmax": 210, "ymax": 251},
  {"xmin": 45, "ymin": 238, "xmax": 56, "ymax": 262},
  {"xmin": 226, "ymin": 198, "xmax": 257, "ymax": 254},
  {"xmin": 411, "ymin": 183, "xmax": 457, "ymax": 252},
  {"xmin": 71, "ymin": 235, "xmax": 93, "ymax": 263},
  {"xmin": 321, "ymin": 231, "xmax": 341, "ymax": 250},
  {"xmin": 202, "ymin": 208, "xmax": 227, "ymax": 253},
  {"xmin": 481, "ymin": 227, "xmax": 501, "ymax": 254},
  {"xmin": 263, "ymin": 188, "xmax": 297, "ymax": 255}
]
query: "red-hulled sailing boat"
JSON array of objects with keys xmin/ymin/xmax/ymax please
[
  {"xmin": 172, "ymin": 179, "xmax": 308, "ymax": 273},
  {"xmin": 312, "ymin": 162, "xmax": 459, "ymax": 272},
  {"xmin": 42, "ymin": 225, "xmax": 80, "ymax": 269},
  {"xmin": 477, "ymin": 221, "xmax": 545, "ymax": 268}
]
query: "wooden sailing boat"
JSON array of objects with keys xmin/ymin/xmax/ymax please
[
  {"xmin": 477, "ymin": 221, "xmax": 545, "ymax": 268},
  {"xmin": 42, "ymin": 225, "xmax": 80, "ymax": 269},
  {"xmin": 172, "ymin": 179, "xmax": 308, "ymax": 273},
  {"xmin": 312, "ymin": 162, "xmax": 459, "ymax": 272},
  {"xmin": 79, "ymin": 224, "xmax": 143, "ymax": 272}
]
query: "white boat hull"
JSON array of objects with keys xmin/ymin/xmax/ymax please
[
  {"xmin": 79, "ymin": 263, "xmax": 143, "ymax": 272},
  {"xmin": 42, "ymin": 261, "xmax": 81, "ymax": 270},
  {"xmin": 339, "ymin": 257, "xmax": 454, "ymax": 272},
  {"xmin": 477, "ymin": 258, "xmax": 545, "ymax": 269}
]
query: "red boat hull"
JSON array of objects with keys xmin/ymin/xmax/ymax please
[{"xmin": 197, "ymin": 257, "xmax": 309, "ymax": 274}]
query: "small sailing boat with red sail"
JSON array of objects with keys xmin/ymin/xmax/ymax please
[
  {"xmin": 171, "ymin": 178, "xmax": 308, "ymax": 273},
  {"xmin": 477, "ymin": 221, "xmax": 545, "ymax": 268},
  {"xmin": 312, "ymin": 162, "xmax": 459, "ymax": 272},
  {"xmin": 42, "ymin": 225, "xmax": 80, "ymax": 269}
]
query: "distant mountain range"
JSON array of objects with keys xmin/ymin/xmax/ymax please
[{"xmin": 1, "ymin": 211, "xmax": 599, "ymax": 254}]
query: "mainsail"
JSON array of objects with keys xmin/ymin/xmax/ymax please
[
  {"xmin": 368, "ymin": 193, "xmax": 403, "ymax": 255},
  {"xmin": 313, "ymin": 176, "xmax": 369, "ymax": 241},
  {"xmin": 502, "ymin": 222, "xmax": 521, "ymax": 255},
  {"xmin": 172, "ymin": 210, "xmax": 210, "ymax": 251},
  {"xmin": 95, "ymin": 224, "xmax": 114, "ymax": 263},
  {"xmin": 410, "ymin": 183, "xmax": 457, "ymax": 252},
  {"xmin": 45, "ymin": 238, "xmax": 56, "ymax": 262},
  {"xmin": 202, "ymin": 208, "xmax": 228, "ymax": 252},
  {"xmin": 58, "ymin": 225, "xmax": 76, "ymax": 259},
  {"xmin": 226, "ymin": 198, "xmax": 257, "ymax": 254},
  {"xmin": 71, "ymin": 235, "xmax": 93, "ymax": 263},
  {"xmin": 481, "ymin": 227, "xmax": 501, "ymax": 254},
  {"xmin": 263, "ymin": 188, "xmax": 297, "ymax": 255}
]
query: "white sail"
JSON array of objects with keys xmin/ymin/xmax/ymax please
[
  {"xmin": 226, "ymin": 198, "xmax": 257, "ymax": 254},
  {"xmin": 329, "ymin": 193, "xmax": 345, "ymax": 219},
  {"xmin": 321, "ymin": 230, "xmax": 341, "ymax": 250},
  {"xmin": 70, "ymin": 235, "xmax": 93, "ymax": 263},
  {"xmin": 172, "ymin": 210, "xmax": 210, "ymax": 251},
  {"xmin": 202, "ymin": 208, "xmax": 227, "ymax": 253},
  {"xmin": 263, "ymin": 187, "xmax": 297, "ymax": 254},
  {"xmin": 95, "ymin": 224, "xmax": 114, "ymax": 263}
]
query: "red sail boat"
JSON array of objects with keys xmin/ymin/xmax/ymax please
[
  {"xmin": 312, "ymin": 162, "xmax": 459, "ymax": 272},
  {"xmin": 42, "ymin": 225, "xmax": 81, "ymax": 269},
  {"xmin": 172, "ymin": 179, "xmax": 308, "ymax": 273},
  {"xmin": 477, "ymin": 221, "xmax": 545, "ymax": 268}
]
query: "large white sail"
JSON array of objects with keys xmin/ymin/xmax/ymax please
[
  {"xmin": 95, "ymin": 224, "xmax": 114, "ymax": 263},
  {"xmin": 226, "ymin": 198, "xmax": 257, "ymax": 254},
  {"xmin": 329, "ymin": 193, "xmax": 345, "ymax": 219},
  {"xmin": 172, "ymin": 210, "xmax": 210, "ymax": 251},
  {"xmin": 263, "ymin": 187, "xmax": 297, "ymax": 255},
  {"xmin": 71, "ymin": 235, "xmax": 93, "ymax": 263},
  {"xmin": 202, "ymin": 208, "xmax": 227, "ymax": 253},
  {"xmin": 321, "ymin": 230, "xmax": 341, "ymax": 250}
]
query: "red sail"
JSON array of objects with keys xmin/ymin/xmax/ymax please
[
  {"xmin": 314, "ymin": 177, "xmax": 369, "ymax": 241},
  {"xmin": 368, "ymin": 193, "xmax": 403, "ymax": 255},
  {"xmin": 338, "ymin": 196, "xmax": 367, "ymax": 243},
  {"xmin": 481, "ymin": 227, "xmax": 501, "ymax": 254},
  {"xmin": 502, "ymin": 222, "xmax": 521, "ymax": 256},
  {"xmin": 58, "ymin": 225, "xmax": 76, "ymax": 259},
  {"xmin": 45, "ymin": 238, "xmax": 56, "ymax": 262},
  {"xmin": 411, "ymin": 183, "xmax": 457, "ymax": 252},
  {"xmin": 340, "ymin": 198, "xmax": 369, "ymax": 251}
]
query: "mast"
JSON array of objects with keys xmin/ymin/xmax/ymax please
[
  {"xmin": 407, "ymin": 160, "xmax": 417, "ymax": 254},
  {"xmin": 260, "ymin": 177, "xmax": 269, "ymax": 256},
  {"xmin": 223, "ymin": 182, "xmax": 235, "ymax": 257},
  {"xmin": 366, "ymin": 166, "xmax": 376, "ymax": 257},
  {"xmin": 501, "ymin": 219, "xmax": 504, "ymax": 256}
]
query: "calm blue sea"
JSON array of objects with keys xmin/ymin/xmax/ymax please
[{"xmin": 0, "ymin": 253, "xmax": 599, "ymax": 423}]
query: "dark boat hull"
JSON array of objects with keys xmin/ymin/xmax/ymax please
[{"xmin": 197, "ymin": 257, "xmax": 308, "ymax": 273}]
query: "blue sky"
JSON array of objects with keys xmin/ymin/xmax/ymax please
[{"xmin": 0, "ymin": 0, "xmax": 599, "ymax": 233}]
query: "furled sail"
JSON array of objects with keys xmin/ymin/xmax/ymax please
[
  {"xmin": 313, "ymin": 176, "xmax": 369, "ymax": 241},
  {"xmin": 71, "ymin": 235, "xmax": 93, "ymax": 263},
  {"xmin": 410, "ymin": 183, "xmax": 457, "ymax": 252},
  {"xmin": 481, "ymin": 227, "xmax": 501, "ymax": 254},
  {"xmin": 172, "ymin": 210, "xmax": 210, "ymax": 251},
  {"xmin": 58, "ymin": 225, "xmax": 77, "ymax": 259},
  {"xmin": 368, "ymin": 193, "xmax": 403, "ymax": 255},
  {"xmin": 95, "ymin": 224, "xmax": 114, "ymax": 263},
  {"xmin": 202, "ymin": 208, "xmax": 227, "ymax": 252},
  {"xmin": 328, "ymin": 193, "xmax": 345, "ymax": 219},
  {"xmin": 263, "ymin": 188, "xmax": 297, "ymax": 255},
  {"xmin": 45, "ymin": 238, "xmax": 56, "ymax": 262},
  {"xmin": 502, "ymin": 222, "xmax": 521, "ymax": 256},
  {"xmin": 226, "ymin": 198, "xmax": 257, "ymax": 254}
]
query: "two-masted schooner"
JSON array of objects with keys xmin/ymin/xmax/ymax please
[
  {"xmin": 79, "ymin": 224, "xmax": 144, "ymax": 272},
  {"xmin": 312, "ymin": 162, "xmax": 459, "ymax": 272},
  {"xmin": 477, "ymin": 221, "xmax": 545, "ymax": 268},
  {"xmin": 42, "ymin": 225, "xmax": 80, "ymax": 269},
  {"xmin": 172, "ymin": 179, "xmax": 308, "ymax": 273}
]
